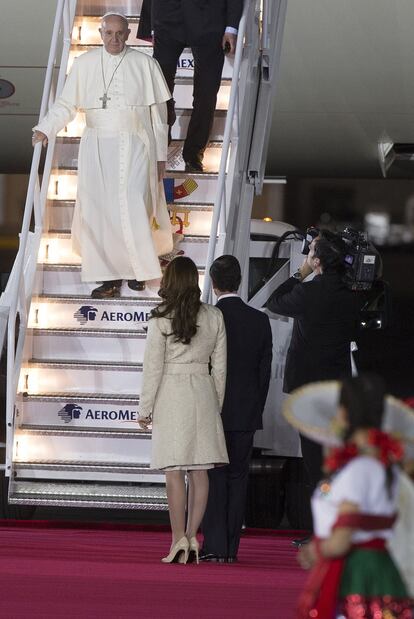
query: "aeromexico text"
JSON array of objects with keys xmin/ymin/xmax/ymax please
[
  {"xmin": 58, "ymin": 403, "xmax": 139, "ymax": 423},
  {"xmin": 73, "ymin": 305, "xmax": 151, "ymax": 325},
  {"xmin": 85, "ymin": 408, "xmax": 139, "ymax": 420}
]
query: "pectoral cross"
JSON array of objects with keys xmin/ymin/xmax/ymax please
[{"xmin": 99, "ymin": 93, "xmax": 111, "ymax": 109}]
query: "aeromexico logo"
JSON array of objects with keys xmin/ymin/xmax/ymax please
[
  {"xmin": 57, "ymin": 403, "xmax": 139, "ymax": 423},
  {"xmin": 73, "ymin": 305, "xmax": 151, "ymax": 325}
]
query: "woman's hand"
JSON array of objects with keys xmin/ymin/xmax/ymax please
[
  {"xmin": 297, "ymin": 541, "xmax": 317, "ymax": 569},
  {"xmin": 138, "ymin": 414, "xmax": 152, "ymax": 430}
]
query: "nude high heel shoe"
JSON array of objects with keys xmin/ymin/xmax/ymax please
[
  {"xmin": 187, "ymin": 536, "xmax": 200, "ymax": 565},
  {"xmin": 161, "ymin": 536, "xmax": 189, "ymax": 564}
]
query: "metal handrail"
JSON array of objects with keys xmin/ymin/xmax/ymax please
[
  {"xmin": 3, "ymin": 0, "xmax": 75, "ymax": 474},
  {"xmin": 201, "ymin": 0, "xmax": 256, "ymax": 302}
]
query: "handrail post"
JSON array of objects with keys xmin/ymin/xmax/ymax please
[
  {"xmin": 202, "ymin": 0, "xmax": 254, "ymax": 302},
  {"xmin": 4, "ymin": 0, "xmax": 70, "ymax": 475}
]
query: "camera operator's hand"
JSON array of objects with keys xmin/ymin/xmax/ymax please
[{"xmin": 298, "ymin": 258, "xmax": 314, "ymax": 281}]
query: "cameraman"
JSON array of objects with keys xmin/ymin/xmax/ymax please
[{"xmin": 267, "ymin": 230, "xmax": 360, "ymax": 489}]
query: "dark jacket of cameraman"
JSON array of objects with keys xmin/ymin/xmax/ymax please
[{"xmin": 267, "ymin": 272, "xmax": 360, "ymax": 393}]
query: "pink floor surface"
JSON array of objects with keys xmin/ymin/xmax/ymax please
[{"xmin": 0, "ymin": 523, "xmax": 306, "ymax": 618}]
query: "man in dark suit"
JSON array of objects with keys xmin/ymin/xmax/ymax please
[
  {"xmin": 267, "ymin": 230, "xmax": 360, "ymax": 489},
  {"xmin": 201, "ymin": 255, "xmax": 272, "ymax": 562},
  {"xmin": 138, "ymin": 0, "xmax": 243, "ymax": 172}
]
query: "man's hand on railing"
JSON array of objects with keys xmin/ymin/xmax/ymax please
[
  {"xmin": 222, "ymin": 33, "xmax": 237, "ymax": 56},
  {"xmin": 32, "ymin": 131, "xmax": 48, "ymax": 147}
]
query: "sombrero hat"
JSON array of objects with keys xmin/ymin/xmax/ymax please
[{"xmin": 282, "ymin": 380, "xmax": 414, "ymax": 458}]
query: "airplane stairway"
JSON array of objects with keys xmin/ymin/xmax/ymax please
[{"xmin": 6, "ymin": 0, "xmax": 254, "ymax": 510}]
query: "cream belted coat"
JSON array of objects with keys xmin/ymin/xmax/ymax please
[
  {"xmin": 34, "ymin": 47, "xmax": 173, "ymax": 282},
  {"xmin": 140, "ymin": 304, "xmax": 229, "ymax": 470}
]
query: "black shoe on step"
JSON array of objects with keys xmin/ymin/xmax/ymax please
[
  {"xmin": 91, "ymin": 280, "xmax": 122, "ymax": 299},
  {"xmin": 184, "ymin": 159, "xmax": 203, "ymax": 173},
  {"xmin": 127, "ymin": 280, "xmax": 146, "ymax": 291},
  {"xmin": 226, "ymin": 556, "xmax": 238, "ymax": 564}
]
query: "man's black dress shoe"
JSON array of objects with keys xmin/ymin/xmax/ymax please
[
  {"xmin": 91, "ymin": 280, "xmax": 122, "ymax": 299},
  {"xmin": 127, "ymin": 279, "xmax": 146, "ymax": 291},
  {"xmin": 184, "ymin": 159, "xmax": 203, "ymax": 173},
  {"xmin": 199, "ymin": 552, "xmax": 226, "ymax": 563},
  {"xmin": 291, "ymin": 535, "xmax": 312, "ymax": 548}
]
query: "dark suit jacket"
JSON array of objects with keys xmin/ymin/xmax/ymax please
[
  {"xmin": 139, "ymin": 0, "xmax": 243, "ymax": 45},
  {"xmin": 267, "ymin": 273, "xmax": 360, "ymax": 393},
  {"xmin": 217, "ymin": 296, "xmax": 272, "ymax": 431}
]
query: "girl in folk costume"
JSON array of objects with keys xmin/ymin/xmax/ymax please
[{"xmin": 283, "ymin": 375, "xmax": 414, "ymax": 619}]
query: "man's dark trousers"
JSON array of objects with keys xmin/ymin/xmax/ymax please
[
  {"xmin": 153, "ymin": 34, "xmax": 224, "ymax": 161},
  {"xmin": 203, "ymin": 430, "xmax": 254, "ymax": 558},
  {"xmin": 202, "ymin": 296, "xmax": 272, "ymax": 559}
]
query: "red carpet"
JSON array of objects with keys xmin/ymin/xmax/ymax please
[{"xmin": 0, "ymin": 523, "xmax": 306, "ymax": 618}]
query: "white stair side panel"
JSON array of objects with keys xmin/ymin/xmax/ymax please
[
  {"xmin": 14, "ymin": 432, "xmax": 152, "ymax": 464},
  {"xmin": 29, "ymin": 299, "xmax": 156, "ymax": 331},
  {"xmin": 22, "ymin": 397, "xmax": 140, "ymax": 429},
  {"xmin": 20, "ymin": 365, "xmax": 142, "ymax": 396},
  {"xmin": 32, "ymin": 331, "xmax": 146, "ymax": 363}
]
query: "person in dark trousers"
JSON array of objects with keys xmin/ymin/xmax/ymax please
[
  {"xmin": 266, "ymin": 230, "xmax": 360, "ymax": 543},
  {"xmin": 137, "ymin": 0, "xmax": 243, "ymax": 172},
  {"xmin": 201, "ymin": 255, "xmax": 272, "ymax": 562}
]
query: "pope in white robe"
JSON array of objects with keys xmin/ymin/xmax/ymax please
[{"xmin": 33, "ymin": 13, "xmax": 173, "ymax": 295}]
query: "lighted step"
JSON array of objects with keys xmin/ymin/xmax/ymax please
[
  {"xmin": 47, "ymin": 170, "xmax": 219, "ymax": 204},
  {"xmin": 40, "ymin": 263, "xmax": 205, "ymax": 296},
  {"xmin": 38, "ymin": 234, "xmax": 209, "ymax": 267},
  {"xmin": 19, "ymin": 360, "xmax": 143, "ymax": 396},
  {"xmin": 68, "ymin": 46, "xmax": 234, "ymax": 79},
  {"xmin": 14, "ymin": 460, "xmax": 164, "ymax": 484},
  {"xmin": 48, "ymin": 200, "xmax": 214, "ymax": 236},
  {"xmin": 20, "ymin": 394, "xmax": 142, "ymax": 432},
  {"xmin": 14, "ymin": 432, "xmax": 151, "ymax": 464},
  {"xmin": 57, "ymin": 109, "xmax": 226, "ymax": 141},
  {"xmin": 32, "ymin": 327, "xmax": 147, "ymax": 363},
  {"xmin": 53, "ymin": 140, "xmax": 224, "ymax": 175},
  {"xmin": 29, "ymin": 296, "xmax": 156, "ymax": 331},
  {"xmin": 9, "ymin": 479, "xmax": 168, "ymax": 510}
]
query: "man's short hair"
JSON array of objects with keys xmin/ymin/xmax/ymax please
[
  {"xmin": 314, "ymin": 230, "xmax": 347, "ymax": 273},
  {"xmin": 210, "ymin": 255, "xmax": 241, "ymax": 292}
]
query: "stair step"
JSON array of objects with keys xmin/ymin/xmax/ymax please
[
  {"xmin": 13, "ymin": 430, "xmax": 153, "ymax": 467},
  {"xmin": 69, "ymin": 45, "xmax": 234, "ymax": 80},
  {"xmin": 47, "ymin": 169, "xmax": 219, "ymax": 204},
  {"xmin": 54, "ymin": 140, "xmax": 224, "ymax": 175},
  {"xmin": 20, "ymin": 394, "xmax": 143, "ymax": 431},
  {"xmin": 29, "ymin": 295, "xmax": 156, "ymax": 331},
  {"xmin": 57, "ymin": 109, "xmax": 226, "ymax": 141},
  {"xmin": 32, "ymin": 328, "xmax": 147, "ymax": 363},
  {"xmin": 38, "ymin": 233, "xmax": 209, "ymax": 267},
  {"xmin": 9, "ymin": 480, "xmax": 168, "ymax": 510},
  {"xmin": 14, "ymin": 460, "xmax": 164, "ymax": 483},
  {"xmin": 20, "ymin": 359, "xmax": 143, "ymax": 396},
  {"xmin": 47, "ymin": 200, "xmax": 214, "ymax": 236},
  {"xmin": 39, "ymin": 263, "xmax": 205, "ymax": 296}
]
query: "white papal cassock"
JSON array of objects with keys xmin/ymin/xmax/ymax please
[{"xmin": 34, "ymin": 47, "xmax": 173, "ymax": 282}]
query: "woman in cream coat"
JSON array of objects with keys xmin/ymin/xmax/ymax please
[{"xmin": 139, "ymin": 257, "xmax": 228, "ymax": 563}]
